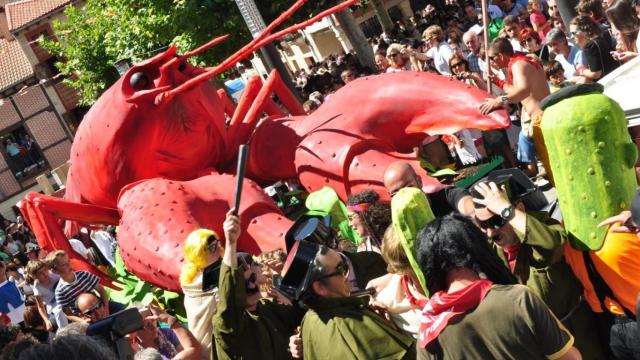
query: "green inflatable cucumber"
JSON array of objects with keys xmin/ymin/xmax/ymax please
[{"xmin": 541, "ymin": 85, "xmax": 637, "ymax": 250}]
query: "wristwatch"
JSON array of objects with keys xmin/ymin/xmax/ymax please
[
  {"xmin": 500, "ymin": 95, "xmax": 509, "ymax": 106},
  {"xmin": 500, "ymin": 205, "xmax": 516, "ymax": 221}
]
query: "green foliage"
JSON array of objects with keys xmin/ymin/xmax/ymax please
[
  {"xmin": 42, "ymin": 0, "xmax": 349, "ymax": 106},
  {"xmin": 107, "ymin": 250, "xmax": 186, "ymax": 322}
]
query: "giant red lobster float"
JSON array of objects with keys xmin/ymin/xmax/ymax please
[{"xmin": 19, "ymin": 0, "xmax": 510, "ymax": 291}]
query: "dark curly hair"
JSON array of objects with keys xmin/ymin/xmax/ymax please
[
  {"xmin": 415, "ymin": 213, "xmax": 516, "ymax": 294},
  {"xmin": 346, "ymin": 190, "xmax": 391, "ymax": 248}
]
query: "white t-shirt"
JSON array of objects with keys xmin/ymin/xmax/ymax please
[
  {"xmin": 427, "ymin": 42, "xmax": 454, "ymax": 76},
  {"xmin": 34, "ymin": 272, "xmax": 60, "ymax": 312},
  {"xmin": 90, "ymin": 230, "xmax": 117, "ymax": 266},
  {"xmin": 5, "ymin": 241, "xmax": 19, "ymax": 256},
  {"xmin": 510, "ymin": 38, "xmax": 525, "ymax": 53},
  {"xmin": 69, "ymin": 238, "xmax": 90, "ymax": 259}
]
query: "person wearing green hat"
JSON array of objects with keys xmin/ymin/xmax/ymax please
[{"xmin": 366, "ymin": 187, "xmax": 436, "ymax": 338}]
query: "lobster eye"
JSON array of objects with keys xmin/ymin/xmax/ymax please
[
  {"xmin": 129, "ymin": 72, "xmax": 149, "ymax": 90},
  {"xmin": 178, "ymin": 60, "xmax": 187, "ymax": 72}
]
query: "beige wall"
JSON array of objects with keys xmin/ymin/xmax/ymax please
[
  {"xmin": 311, "ymin": 29, "xmax": 348, "ymax": 59},
  {"xmin": 282, "ymin": 0, "xmax": 412, "ymax": 65}
]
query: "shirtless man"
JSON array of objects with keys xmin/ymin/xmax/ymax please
[{"xmin": 479, "ymin": 38, "xmax": 549, "ymax": 177}]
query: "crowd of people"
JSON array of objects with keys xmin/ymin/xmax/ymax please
[
  {"xmin": 1, "ymin": 0, "xmax": 640, "ymax": 359},
  {"xmin": 296, "ymin": 0, "xmax": 639, "ymax": 177},
  {"xmin": 2, "ymin": 160, "xmax": 640, "ymax": 359}
]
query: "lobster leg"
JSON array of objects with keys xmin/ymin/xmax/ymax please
[
  {"xmin": 19, "ymin": 192, "xmax": 119, "ymax": 285},
  {"xmin": 225, "ymin": 70, "xmax": 304, "ymax": 165},
  {"xmin": 217, "ymin": 88, "xmax": 237, "ymax": 118}
]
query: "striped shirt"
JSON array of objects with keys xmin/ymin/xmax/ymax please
[{"xmin": 54, "ymin": 271, "xmax": 99, "ymax": 314}]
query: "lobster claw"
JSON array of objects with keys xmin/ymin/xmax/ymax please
[{"xmin": 19, "ymin": 192, "xmax": 119, "ymax": 287}]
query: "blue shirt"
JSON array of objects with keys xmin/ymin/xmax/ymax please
[
  {"xmin": 467, "ymin": 52, "xmax": 482, "ymax": 74},
  {"xmin": 0, "ymin": 279, "xmax": 25, "ymax": 323},
  {"xmin": 504, "ymin": 2, "xmax": 526, "ymax": 17}
]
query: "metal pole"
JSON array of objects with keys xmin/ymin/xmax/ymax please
[
  {"xmin": 234, "ymin": 0, "xmax": 300, "ymax": 99},
  {"xmin": 556, "ymin": 0, "xmax": 578, "ymax": 32},
  {"xmin": 480, "ymin": 0, "xmax": 492, "ymax": 94}
]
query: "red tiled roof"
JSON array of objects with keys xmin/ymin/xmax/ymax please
[
  {"xmin": 0, "ymin": 37, "xmax": 33, "ymax": 90},
  {"xmin": 5, "ymin": 0, "xmax": 72, "ymax": 32}
]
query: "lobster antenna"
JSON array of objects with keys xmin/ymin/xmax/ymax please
[
  {"xmin": 179, "ymin": 35, "xmax": 231, "ymax": 60},
  {"xmin": 158, "ymin": 0, "xmax": 359, "ymax": 104},
  {"xmin": 158, "ymin": 35, "xmax": 231, "ymax": 74}
]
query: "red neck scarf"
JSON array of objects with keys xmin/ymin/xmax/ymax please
[
  {"xmin": 507, "ymin": 54, "xmax": 541, "ymax": 85},
  {"xmin": 401, "ymin": 274, "xmax": 427, "ymax": 308},
  {"xmin": 503, "ymin": 243, "xmax": 521, "ymax": 271},
  {"xmin": 418, "ymin": 279, "xmax": 493, "ymax": 348}
]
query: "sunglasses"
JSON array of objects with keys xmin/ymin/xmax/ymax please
[
  {"xmin": 451, "ymin": 62, "xmax": 464, "ymax": 68},
  {"xmin": 318, "ymin": 253, "xmax": 350, "ymax": 281},
  {"xmin": 81, "ymin": 301, "xmax": 102, "ymax": 317},
  {"xmin": 488, "ymin": 54, "xmax": 499, "ymax": 61},
  {"xmin": 476, "ymin": 214, "xmax": 507, "ymax": 230},
  {"xmin": 525, "ymin": 37, "xmax": 535, "ymax": 42},
  {"xmin": 206, "ymin": 234, "xmax": 218, "ymax": 251}
]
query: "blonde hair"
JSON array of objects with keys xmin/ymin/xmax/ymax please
[
  {"xmin": 45, "ymin": 250, "xmax": 67, "ymax": 270},
  {"xmin": 179, "ymin": 229, "xmax": 218, "ymax": 285},
  {"xmin": 423, "ymin": 25, "xmax": 444, "ymax": 42},
  {"xmin": 381, "ymin": 226, "xmax": 411, "ymax": 274}
]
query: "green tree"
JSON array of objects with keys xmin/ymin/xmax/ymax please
[{"xmin": 44, "ymin": 0, "xmax": 345, "ymax": 106}]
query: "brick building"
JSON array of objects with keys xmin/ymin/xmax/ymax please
[{"xmin": 0, "ymin": 0, "xmax": 82, "ymax": 218}]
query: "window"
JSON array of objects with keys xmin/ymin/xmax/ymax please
[
  {"xmin": 1, "ymin": 127, "xmax": 46, "ymax": 181},
  {"xmin": 43, "ymin": 57, "xmax": 62, "ymax": 78}
]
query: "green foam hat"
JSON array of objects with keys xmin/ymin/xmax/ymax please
[
  {"xmin": 305, "ymin": 186, "xmax": 361, "ymax": 245},
  {"xmin": 391, "ymin": 187, "xmax": 435, "ymax": 295}
]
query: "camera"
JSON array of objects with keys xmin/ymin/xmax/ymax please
[{"xmin": 87, "ymin": 308, "xmax": 144, "ymax": 360}]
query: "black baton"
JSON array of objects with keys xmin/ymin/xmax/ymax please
[{"xmin": 233, "ymin": 144, "xmax": 250, "ymax": 216}]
